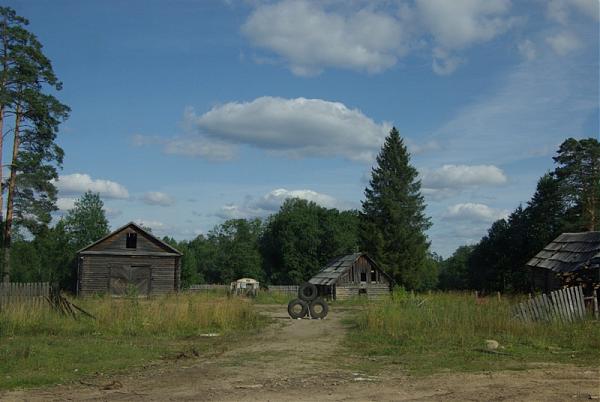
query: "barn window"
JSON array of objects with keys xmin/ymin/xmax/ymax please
[
  {"xmin": 360, "ymin": 271, "xmax": 367, "ymax": 282},
  {"xmin": 126, "ymin": 232, "xmax": 137, "ymax": 248},
  {"xmin": 371, "ymin": 269, "xmax": 377, "ymax": 282}
]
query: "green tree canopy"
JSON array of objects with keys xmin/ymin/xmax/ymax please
[
  {"xmin": 261, "ymin": 198, "xmax": 359, "ymax": 284},
  {"xmin": 63, "ymin": 191, "xmax": 110, "ymax": 250},
  {"xmin": 359, "ymin": 127, "xmax": 433, "ymax": 290}
]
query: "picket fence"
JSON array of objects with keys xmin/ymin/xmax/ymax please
[
  {"xmin": 512, "ymin": 286, "xmax": 597, "ymax": 323},
  {"xmin": 0, "ymin": 282, "xmax": 50, "ymax": 308}
]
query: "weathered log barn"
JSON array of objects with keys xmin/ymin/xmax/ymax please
[
  {"xmin": 77, "ymin": 222, "xmax": 182, "ymax": 296},
  {"xmin": 309, "ymin": 252, "xmax": 393, "ymax": 300},
  {"xmin": 526, "ymin": 232, "xmax": 600, "ymax": 293}
]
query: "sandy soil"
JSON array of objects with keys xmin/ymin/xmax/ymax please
[{"xmin": 2, "ymin": 304, "xmax": 599, "ymax": 402}]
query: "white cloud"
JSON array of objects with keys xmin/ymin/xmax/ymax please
[
  {"xmin": 517, "ymin": 39, "xmax": 537, "ymax": 61},
  {"xmin": 421, "ymin": 164, "xmax": 508, "ymax": 200},
  {"xmin": 416, "ymin": 0, "xmax": 516, "ymax": 50},
  {"xmin": 56, "ymin": 198, "xmax": 76, "ymax": 211},
  {"xmin": 242, "ymin": 0, "xmax": 407, "ymax": 75},
  {"xmin": 443, "ymin": 202, "xmax": 509, "ymax": 223},
  {"xmin": 218, "ymin": 188, "xmax": 340, "ymax": 219},
  {"xmin": 53, "ymin": 173, "xmax": 129, "ymax": 199},
  {"xmin": 142, "ymin": 192, "xmax": 176, "ymax": 207},
  {"xmin": 242, "ymin": 0, "xmax": 520, "ymax": 76},
  {"xmin": 134, "ymin": 219, "xmax": 171, "ymax": 233},
  {"xmin": 168, "ymin": 97, "xmax": 390, "ymax": 162},
  {"xmin": 546, "ymin": 31, "xmax": 582, "ymax": 55},
  {"xmin": 422, "ymin": 164, "xmax": 508, "ymax": 189}
]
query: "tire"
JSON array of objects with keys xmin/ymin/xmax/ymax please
[
  {"xmin": 309, "ymin": 298, "xmax": 329, "ymax": 319},
  {"xmin": 298, "ymin": 282, "xmax": 318, "ymax": 302},
  {"xmin": 287, "ymin": 298, "xmax": 309, "ymax": 319}
]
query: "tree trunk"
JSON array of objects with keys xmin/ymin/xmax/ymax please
[{"xmin": 2, "ymin": 105, "xmax": 20, "ymax": 283}]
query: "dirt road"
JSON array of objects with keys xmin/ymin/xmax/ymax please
[{"xmin": 2, "ymin": 305, "xmax": 599, "ymax": 401}]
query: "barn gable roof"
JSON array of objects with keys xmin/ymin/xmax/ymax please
[
  {"xmin": 526, "ymin": 232, "xmax": 600, "ymax": 273},
  {"xmin": 309, "ymin": 252, "xmax": 392, "ymax": 286},
  {"xmin": 77, "ymin": 221, "xmax": 182, "ymax": 256}
]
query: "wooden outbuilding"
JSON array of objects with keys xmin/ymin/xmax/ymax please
[
  {"xmin": 526, "ymin": 232, "xmax": 600, "ymax": 293},
  {"xmin": 309, "ymin": 252, "xmax": 393, "ymax": 300},
  {"xmin": 77, "ymin": 222, "xmax": 182, "ymax": 296}
]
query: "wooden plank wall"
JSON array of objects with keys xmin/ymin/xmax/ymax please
[
  {"xmin": 87, "ymin": 228, "xmax": 165, "ymax": 253},
  {"xmin": 512, "ymin": 286, "xmax": 593, "ymax": 322},
  {"xmin": 79, "ymin": 255, "xmax": 177, "ymax": 296},
  {"xmin": 339, "ymin": 256, "xmax": 390, "ymax": 287},
  {"xmin": 0, "ymin": 282, "xmax": 50, "ymax": 308},
  {"xmin": 336, "ymin": 283, "xmax": 390, "ymax": 300}
]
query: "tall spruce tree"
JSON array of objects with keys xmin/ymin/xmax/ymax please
[
  {"xmin": 0, "ymin": 7, "xmax": 68, "ymax": 282},
  {"xmin": 360, "ymin": 127, "xmax": 432, "ymax": 290}
]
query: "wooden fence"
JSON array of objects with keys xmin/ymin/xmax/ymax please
[
  {"xmin": 188, "ymin": 284, "xmax": 229, "ymax": 292},
  {"xmin": 512, "ymin": 286, "xmax": 597, "ymax": 323},
  {"xmin": 0, "ymin": 282, "xmax": 50, "ymax": 308},
  {"xmin": 267, "ymin": 285, "xmax": 298, "ymax": 295},
  {"xmin": 187, "ymin": 284, "xmax": 299, "ymax": 296}
]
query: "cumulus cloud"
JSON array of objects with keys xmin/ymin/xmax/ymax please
[
  {"xmin": 164, "ymin": 97, "xmax": 390, "ymax": 162},
  {"xmin": 142, "ymin": 192, "xmax": 176, "ymax": 207},
  {"xmin": 53, "ymin": 173, "xmax": 129, "ymax": 199},
  {"xmin": 421, "ymin": 164, "xmax": 507, "ymax": 199},
  {"xmin": 218, "ymin": 188, "xmax": 340, "ymax": 219},
  {"xmin": 416, "ymin": 0, "xmax": 516, "ymax": 49},
  {"xmin": 242, "ymin": 0, "xmax": 519, "ymax": 76},
  {"xmin": 443, "ymin": 202, "xmax": 509, "ymax": 223},
  {"xmin": 242, "ymin": 0, "xmax": 407, "ymax": 75},
  {"xmin": 546, "ymin": 31, "xmax": 582, "ymax": 55}
]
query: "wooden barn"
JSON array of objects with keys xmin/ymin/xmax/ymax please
[
  {"xmin": 526, "ymin": 232, "xmax": 600, "ymax": 293},
  {"xmin": 309, "ymin": 252, "xmax": 393, "ymax": 300},
  {"xmin": 77, "ymin": 222, "xmax": 182, "ymax": 296}
]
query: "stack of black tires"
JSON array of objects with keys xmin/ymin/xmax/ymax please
[{"xmin": 287, "ymin": 282, "xmax": 329, "ymax": 319}]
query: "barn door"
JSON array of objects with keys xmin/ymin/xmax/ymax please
[{"xmin": 109, "ymin": 265, "xmax": 151, "ymax": 296}]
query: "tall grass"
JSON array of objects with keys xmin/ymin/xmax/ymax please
[
  {"xmin": 0, "ymin": 293, "xmax": 266, "ymax": 389},
  {"xmin": 0, "ymin": 293, "xmax": 263, "ymax": 337},
  {"xmin": 348, "ymin": 291, "xmax": 600, "ymax": 374}
]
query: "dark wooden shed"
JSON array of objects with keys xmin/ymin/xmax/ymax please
[
  {"xmin": 309, "ymin": 252, "xmax": 393, "ymax": 300},
  {"xmin": 77, "ymin": 222, "xmax": 182, "ymax": 296},
  {"xmin": 526, "ymin": 232, "xmax": 600, "ymax": 293}
]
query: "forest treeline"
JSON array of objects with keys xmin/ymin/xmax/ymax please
[{"xmin": 439, "ymin": 138, "xmax": 600, "ymax": 292}]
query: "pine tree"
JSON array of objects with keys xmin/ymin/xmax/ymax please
[
  {"xmin": 553, "ymin": 138, "xmax": 600, "ymax": 231},
  {"xmin": 0, "ymin": 7, "xmax": 69, "ymax": 282},
  {"xmin": 360, "ymin": 127, "xmax": 432, "ymax": 290}
]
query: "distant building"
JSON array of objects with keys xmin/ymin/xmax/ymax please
[
  {"xmin": 309, "ymin": 252, "xmax": 393, "ymax": 300},
  {"xmin": 526, "ymin": 232, "xmax": 600, "ymax": 293},
  {"xmin": 77, "ymin": 222, "xmax": 182, "ymax": 296}
]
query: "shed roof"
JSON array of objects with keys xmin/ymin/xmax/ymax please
[
  {"xmin": 77, "ymin": 221, "xmax": 183, "ymax": 256},
  {"xmin": 309, "ymin": 252, "xmax": 392, "ymax": 286},
  {"xmin": 526, "ymin": 232, "xmax": 600, "ymax": 273}
]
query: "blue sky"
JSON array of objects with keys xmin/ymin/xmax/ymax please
[{"xmin": 5, "ymin": 0, "xmax": 599, "ymax": 256}]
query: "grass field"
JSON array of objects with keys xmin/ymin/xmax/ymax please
[
  {"xmin": 345, "ymin": 290, "xmax": 600, "ymax": 374},
  {"xmin": 0, "ymin": 293, "xmax": 266, "ymax": 390}
]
